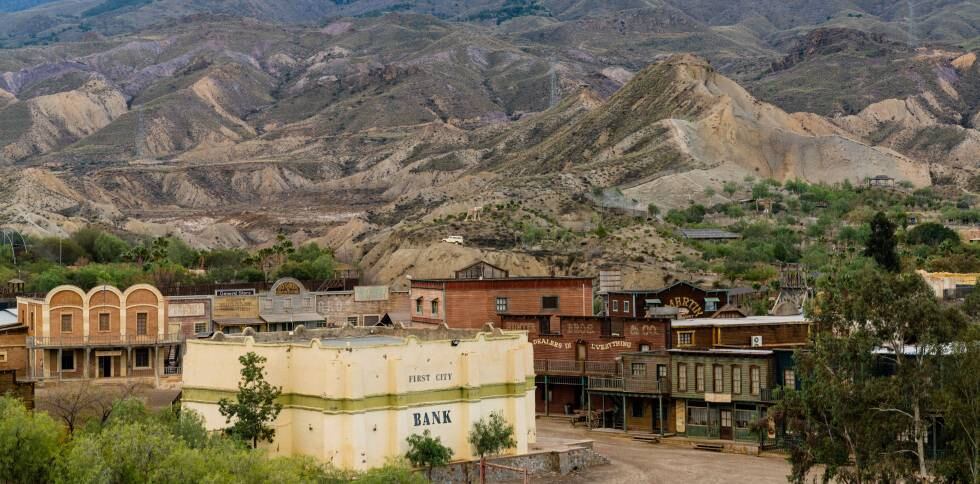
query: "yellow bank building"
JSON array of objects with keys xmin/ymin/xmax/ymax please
[{"xmin": 182, "ymin": 324, "xmax": 536, "ymax": 470}]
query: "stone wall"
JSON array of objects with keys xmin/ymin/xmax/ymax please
[{"xmin": 428, "ymin": 441, "xmax": 608, "ymax": 483}]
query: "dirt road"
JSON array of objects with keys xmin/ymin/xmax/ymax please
[{"xmin": 535, "ymin": 417, "xmax": 792, "ymax": 483}]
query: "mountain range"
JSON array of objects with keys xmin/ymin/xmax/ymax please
[{"xmin": 0, "ymin": 1, "xmax": 978, "ymax": 283}]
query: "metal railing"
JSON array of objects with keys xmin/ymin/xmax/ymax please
[
  {"xmin": 587, "ymin": 376, "xmax": 667, "ymax": 394},
  {"xmin": 759, "ymin": 387, "xmax": 778, "ymax": 402},
  {"xmin": 29, "ymin": 333, "xmax": 185, "ymax": 348},
  {"xmin": 163, "ymin": 366, "xmax": 181, "ymax": 376},
  {"xmin": 534, "ymin": 360, "xmax": 620, "ymax": 376}
]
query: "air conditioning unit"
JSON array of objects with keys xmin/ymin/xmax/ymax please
[{"xmin": 751, "ymin": 335, "xmax": 763, "ymax": 347}]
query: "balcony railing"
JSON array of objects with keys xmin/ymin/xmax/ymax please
[
  {"xmin": 587, "ymin": 376, "xmax": 667, "ymax": 394},
  {"xmin": 28, "ymin": 333, "xmax": 185, "ymax": 348},
  {"xmin": 534, "ymin": 360, "xmax": 620, "ymax": 376},
  {"xmin": 760, "ymin": 387, "xmax": 779, "ymax": 402},
  {"xmin": 163, "ymin": 366, "xmax": 181, "ymax": 376}
]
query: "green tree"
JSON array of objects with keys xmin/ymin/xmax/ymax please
[
  {"xmin": 783, "ymin": 263, "xmax": 966, "ymax": 482},
  {"xmin": 936, "ymin": 326, "xmax": 980, "ymax": 483},
  {"xmin": 92, "ymin": 233, "xmax": 129, "ymax": 263},
  {"xmin": 864, "ymin": 211, "xmax": 900, "ymax": 271},
  {"xmin": 218, "ymin": 352, "xmax": 283, "ymax": 448},
  {"xmin": 405, "ymin": 430, "xmax": 453, "ymax": 480},
  {"xmin": 0, "ymin": 397, "xmax": 61, "ymax": 483},
  {"xmin": 468, "ymin": 411, "xmax": 516, "ymax": 483},
  {"xmin": 906, "ymin": 222, "xmax": 959, "ymax": 247}
]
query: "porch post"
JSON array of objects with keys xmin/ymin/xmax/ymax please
[
  {"xmin": 658, "ymin": 394, "xmax": 664, "ymax": 437},
  {"xmin": 154, "ymin": 346, "xmax": 160, "ymax": 387},
  {"xmin": 84, "ymin": 348, "xmax": 90, "ymax": 379},
  {"xmin": 622, "ymin": 394, "xmax": 627, "ymax": 432},
  {"xmin": 544, "ymin": 375, "xmax": 549, "ymax": 416},
  {"xmin": 57, "ymin": 348, "xmax": 62, "ymax": 380}
]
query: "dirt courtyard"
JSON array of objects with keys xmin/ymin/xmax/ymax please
[{"xmin": 534, "ymin": 417, "xmax": 792, "ymax": 484}]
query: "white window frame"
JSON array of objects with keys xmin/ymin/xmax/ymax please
[
  {"xmin": 134, "ymin": 348, "xmax": 151, "ymax": 369},
  {"xmin": 61, "ymin": 351, "xmax": 75, "ymax": 371},
  {"xmin": 194, "ymin": 322, "xmax": 208, "ymax": 334},
  {"xmin": 623, "ymin": 300, "xmax": 630, "ymax": 314},
  {"xmin": 136, "ymin": 313, "xmax": 148, "ymax": 336},
  {"xmin": 612, "ymin": 300, "xmax": 619, "ymax": 312}
]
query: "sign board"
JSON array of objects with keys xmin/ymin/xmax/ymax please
[
  {"xmin": 213, "ymin": 296, "xmax": 259, "ymax": 319},
  {"xmin": 274, "ymin": 281, "xmax": 302, "ymax": 296},
  {"xmin": 704, "ymin": 392, "xmax": 732, "ymax": 403},
  {"xmin": 168, "ymin": 302, "xmax": 206, "ymax": 318},
  {"xmin": 215, "ymin": 288, "xmax": 256, "ymax": 296}
]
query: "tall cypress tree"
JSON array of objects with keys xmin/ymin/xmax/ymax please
[{"xmin": 865, "ymin": 211, "xmax": 900, "ymax": 272}]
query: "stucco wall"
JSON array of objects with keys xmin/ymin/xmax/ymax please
[{"xmin": 182, "ymin": 329, "xmax": 536, "ymax": 470}]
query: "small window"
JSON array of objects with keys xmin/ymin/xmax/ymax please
[
  {"xmin": 363, "ymin": 315, "xmax": 380, "ymax": 326},
  {"xmin": 415, "ymin": 298, "xmax": 423, "ymax": 313},
  {"xmin": 639, "ymin": 343, "xmax": 651, "ymax": 352},
  {"xmin": 541, "ymin": 296, "xmax": 559, "ymax": 311},
  {"xmin": 713, "ymin": 365, "xmax": 723, "ymax": 393},
  {"xmin": 135, "ymin": 348, "xmax": 150, "ymax": 368},
  {"xmin": 623, "ymin": 301, "xmax": 630, "ymax": 314},
  {"xmin": 431, "ymin": 300, "xmax": 439, "ymax": 315},
  {"xmin": 61, "ymin": 314, "xmax": 72, "ymax": 332},
  {"xmin": 695, "ymin": 364, "xmax": 705, "ymax": 392},
  {"xmin": 732, "ymin": 366, "xmax": 742, "ymax": 394},
  {"xmin": 677, "ymin": 363, "xmax": 687, "ymax": 391},
  {"xmin": 705, "ymin": 300, "xmax": 718, "ymax": 312},
  {"xmin": 61, "ymin": 351, "xmax": 75, "ymax": 371},
  {"xmin": 656, "ymin": 364, "xmax": 667, "ymax": 381},
  {"xmin": 678, "ymin": 331, "xmax": 694, "ymax": 346},
  {"xmin": 99, "ymin": 313, "xmax": 110, "ymax": 332},
  {"xmin": 194, "ymin": 322, "xmax": 208, "ymax": 334},
  {"xmin": 136, "ymin": 313, "xmax": 148, "ymax": 336},
  {"xmin": 0, "ymin": 351, "xmax": 7, "ymax": 363},
  {"xmin": 750, "ymin": 366, "xmax": 761, "ymax": 395},
  {"xmin": 631, "ymin": 362, "xmax": 646, "ymax": 377},
  {"xmin": 784, "ymin": 369, "xmax": 796, "ymax": 389},
  {"xmin": 347, "ymin": 316, "xmax": 359, "ymax": 326},
  {"xmin": 495, "ymin": 297, "xmax": 509, "ymax": 313},
  {"xmin": 29, "ymin": 311, "xmax": 35, "ymax": 331},
  {"xmin": 612, "ymin": 300, "xmax": 619, "ymax": 312},
  {"xmin": 631, "ymin": 400, "xmax": 644, "ymax": 418}
]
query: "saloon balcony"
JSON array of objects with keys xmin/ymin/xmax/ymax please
[
  {"xmin": 534, "ymin": 359, "xmax": 620, "ymax": 376},
  {"xmin": 588, "ymin": 376, "xmax": 668, "ymax": 394},
  {"xmin": 28, "ymin": 333, "xmax": 185, "ymax": 348}
]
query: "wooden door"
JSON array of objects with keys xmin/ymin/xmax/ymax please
[
  {"xmin": 720, "ymin": 409, "xmax": 733, "ymax": 440},
  {"xmin": 98, "ymin": 356, "xmax": 111, "ymax": 378}
]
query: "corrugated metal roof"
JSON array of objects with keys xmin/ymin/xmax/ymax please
[
  {"xmin": 672, "ymin": 314, "xmax": 808, "ymax": 328},
  {"xmin": 0, "ymin": 309, "xmax": 18, "ymax": 326},
  {"xmin": 680, "ymin": 228, "xmax": 740, "ymax": 239}
]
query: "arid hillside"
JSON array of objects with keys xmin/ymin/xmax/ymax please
[{"xmin": 1, "ymin": 2, "xmax": 979, "ymax": 282}]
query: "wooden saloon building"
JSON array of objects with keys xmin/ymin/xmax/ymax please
[
  {"xmin": 499, "ymin": 313, "xmax": 671, "ymax": 422},
  {"xmin": 604, "ymin": 281, "xmax": 738, "ymax": 319}
]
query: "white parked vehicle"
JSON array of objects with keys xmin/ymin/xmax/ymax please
[{"xmin": 442, "ymin": 235, "xmax": 464, "ymax": 244}]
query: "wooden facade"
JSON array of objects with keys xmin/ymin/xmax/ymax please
[
  {"xmin": 410, "ymin": 276, "xmax": 594, "ymax": 329},
  {"xmin": 605, "ymin": 282, "xmax": 731, "ymax": 319},
  {"xmin": 500, "ymin": 314, "xmax": 670, "ymax": 416},
  {"xmin": 671, "ymin": 315, "xmax": 810, "ymax": 350}
]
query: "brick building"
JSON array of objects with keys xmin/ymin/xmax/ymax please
[
  {"xmin": 166, "ymin": 296, "xmax": 213, "ymax": 337},
  {"xmin": 410, "ymin": 264, "xmax": 593, "ymax": 328},
  {"xmin": 500, "ymin": 314, "xmax": 670, "ymax": 416},
  {"xmin": 16, "ymin": 284, "xmax": 182, "ymax": 385},
  {"xmin": 0, "ymin": 308, "xmax": 28, "ymax": 376}
]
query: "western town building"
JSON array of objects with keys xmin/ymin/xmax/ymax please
[
  {"xmin": 410, "ymin": 262, "xmax": 593, "ymax": 328},
  {"xmin": 499, "ymin": 314, "xmax": 670, "ymax": 417},
  {"xmin": 604, "ymin": 281, "xmax": 735, "ymax": 319},
  {"xmin": 16, "ymin": 284, "xmax": 183, "ymax": 385},
  {"xmin": 584, "ymin": 314, "xmax": 810, "ymax": 444},
  {"xmin": 315, "ymin": 285, "xmax": 410, "ymax": 327},
  {"xmin": 182, "ymin": 324, "xmax": 536, "ymax": 470}
]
